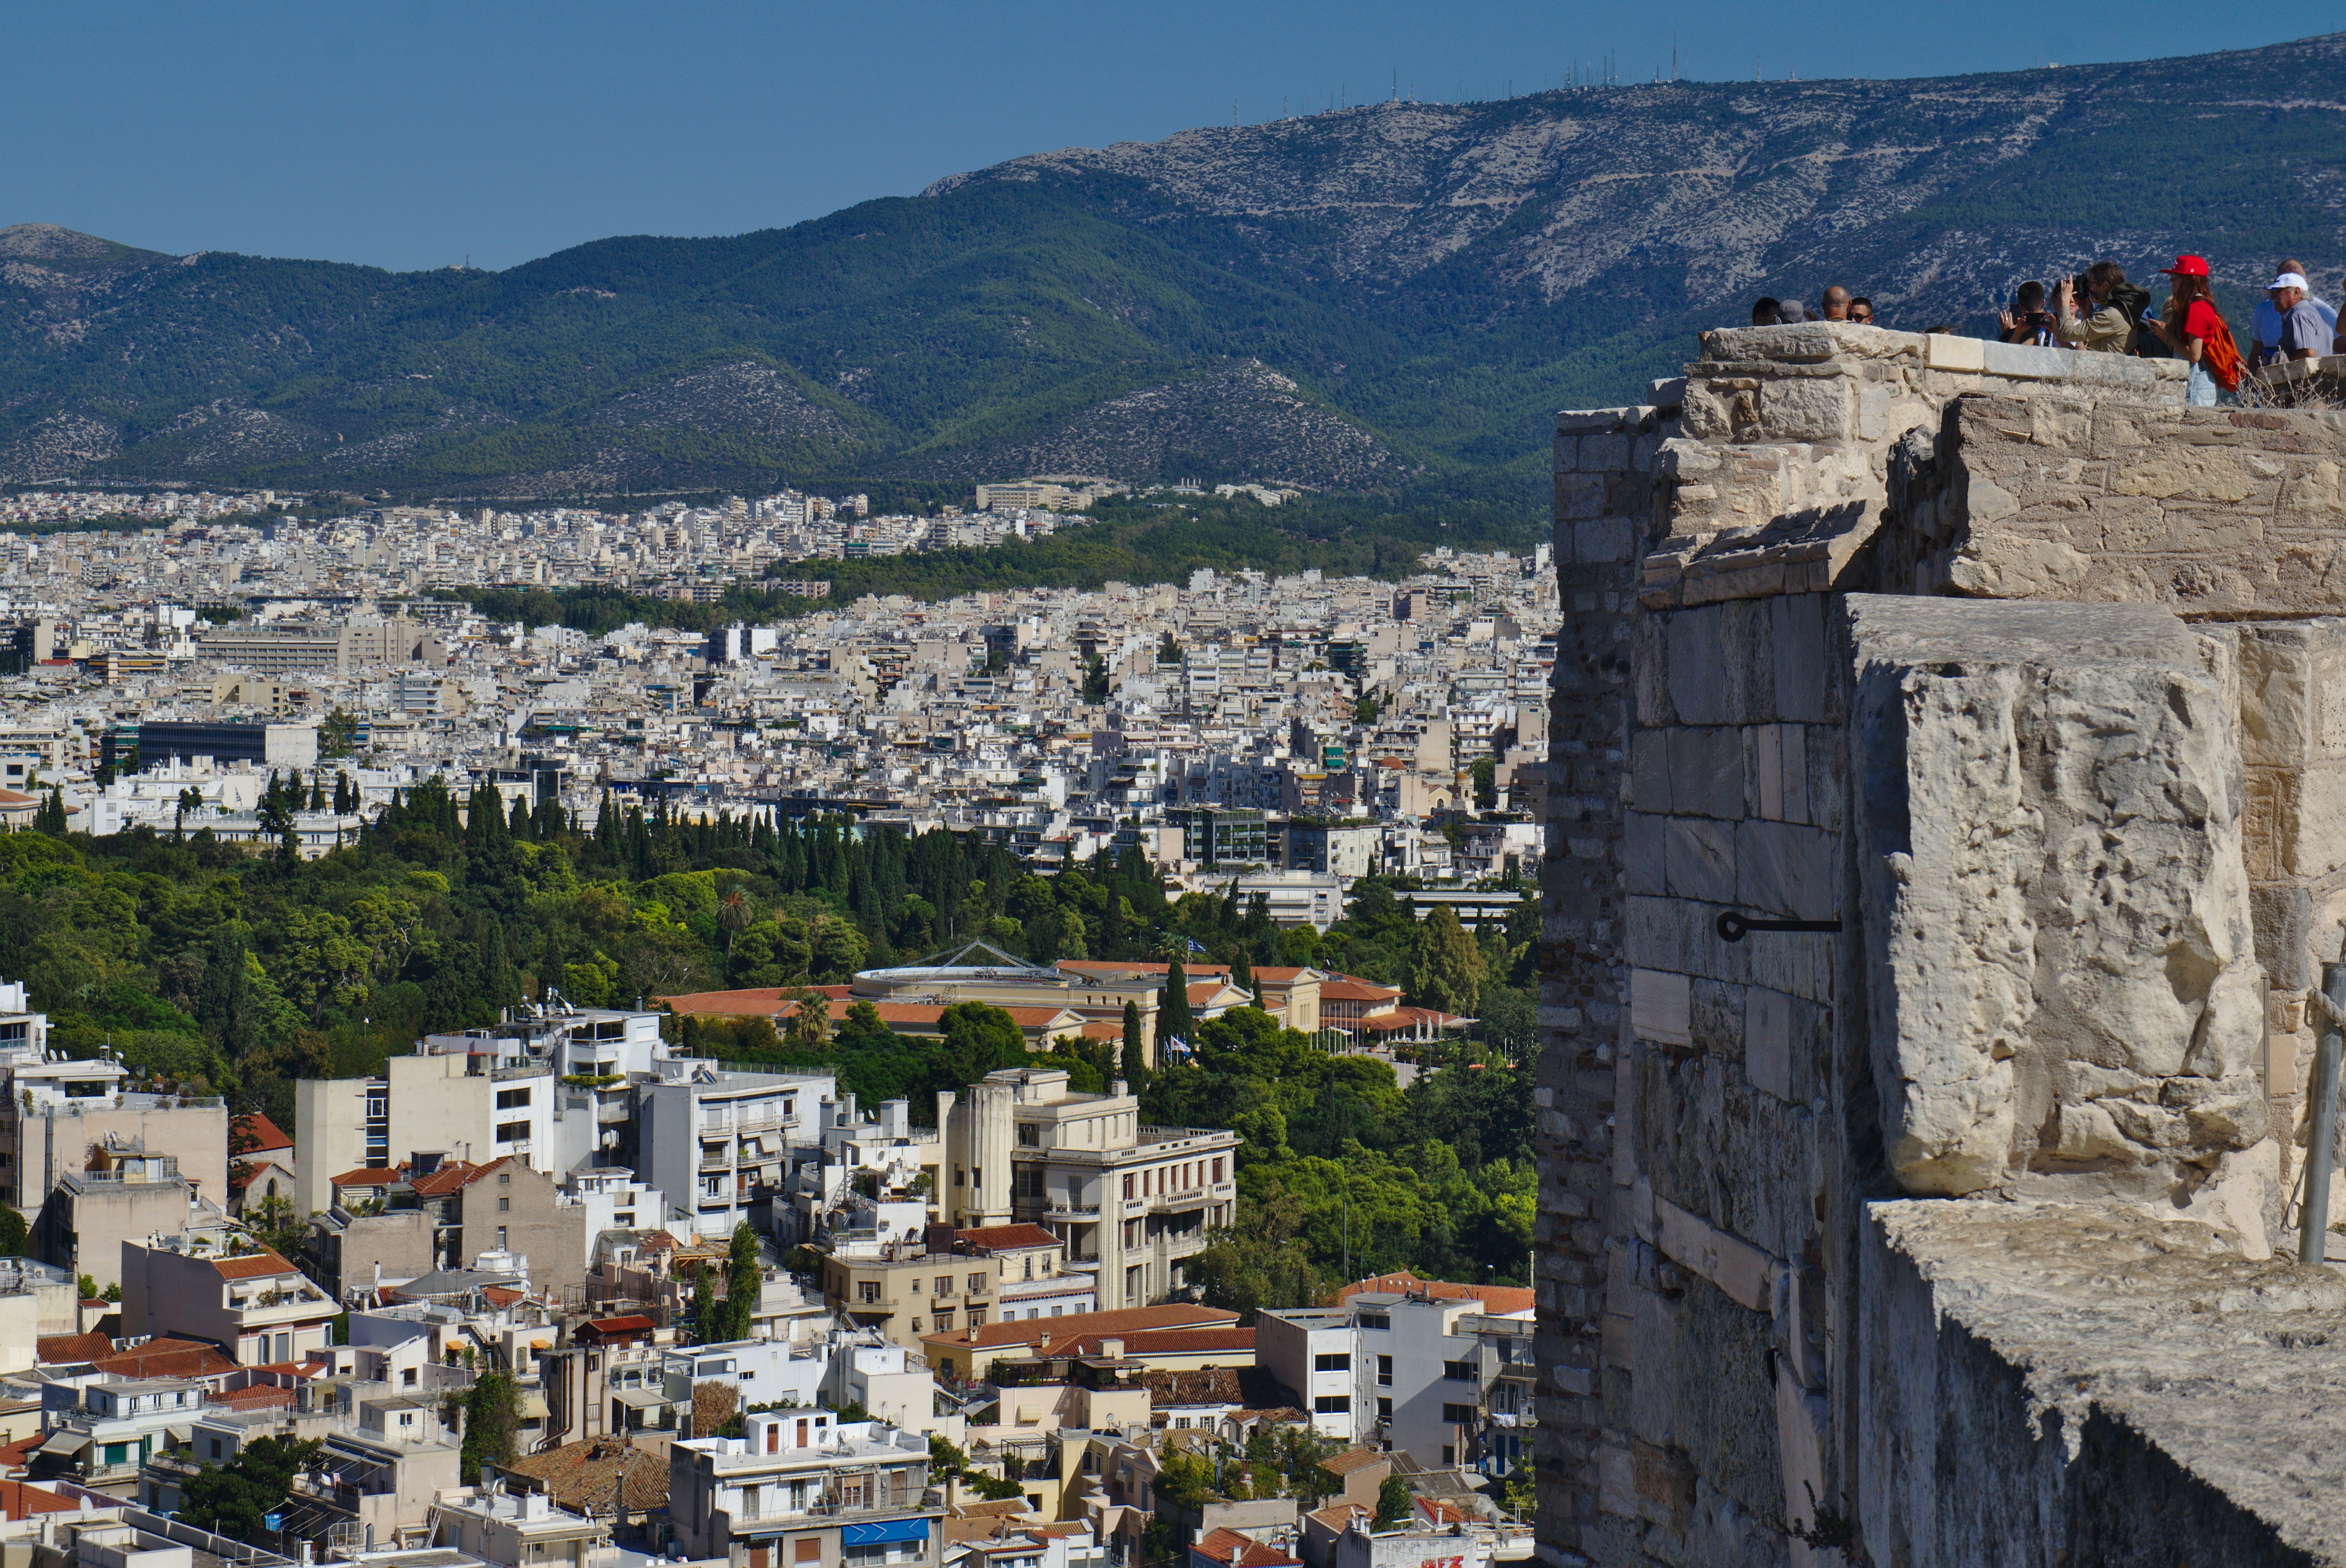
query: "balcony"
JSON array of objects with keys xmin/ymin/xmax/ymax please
[{"xmin": 1046, "ymin": 1201, "xmax": 1101, "ymax": 1219}]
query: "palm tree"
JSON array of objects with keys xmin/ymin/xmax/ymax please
[{"xmin": 717, "ymin": 888, "xmax": 752, "ymax": 953}]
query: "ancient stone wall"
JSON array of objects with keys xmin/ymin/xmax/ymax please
[{"xmin": 1540, "ymin": 323, "xmax": 2346, "ymax": 1567}]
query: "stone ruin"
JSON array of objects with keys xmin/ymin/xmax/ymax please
[{"xmin": 1536, "ymin": 324, "xmax": 2346, "ymax": 1565}]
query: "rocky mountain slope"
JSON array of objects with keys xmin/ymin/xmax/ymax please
[{"xmin": 4, "ymin": 32, "xmax": 2345, "ymax": 500}]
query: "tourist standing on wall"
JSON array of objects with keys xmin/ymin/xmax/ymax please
[
  {"xmin": 1997, "ymin": 282, "xmax": 2056, "ymax": 346},
  {"xmin": 1819, "ymin": 286, "xmax": 1853, "ymax": 321},
  {"xmin": 2250, "ymin": 256, "xmax": 2338, "ymax": 364},
  {"xmin": 1848, "ymin": 297, "xmax": 1876, "ymax": 325},
  {"xmin": 1751, "ymin": 298, "xmax": 1782, "ymax": 326},
  {"xmin": 2052, "ymin": 263, "xmax": 2135, "ymax": 353},
  {"xmin": 2259, "ymin": 271, "xmax": 2330, "ymax": 366},
  {"xmin": 2141, "ymin": 255, "xmax": 2242, "ymax": 407}
]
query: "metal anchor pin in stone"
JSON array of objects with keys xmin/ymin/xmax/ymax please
[{"xmin": 1715, "ymin": 911, "xmax": 1842, "ymax": 943}]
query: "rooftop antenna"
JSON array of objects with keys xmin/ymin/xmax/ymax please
[{"xmin": 1673, "ymin": 30, "xmax": 1679, "ymax": 81}]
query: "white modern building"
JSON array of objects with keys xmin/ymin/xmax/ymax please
[{"xmin": 639, "ymin": 1060, "xmax": 837, "ymax": 1240}]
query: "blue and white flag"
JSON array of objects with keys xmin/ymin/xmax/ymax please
[{"xmin": 1187, "ymin": 938, "xmax": 1206, "ymax": 954}]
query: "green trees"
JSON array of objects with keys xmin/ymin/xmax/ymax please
[
  {"xmin": 179, "ymin": 1435, "xmax": 322, "ymax": 1536},
  {"xmin": 1158, "ymin": 959, "xmax": 1194, "ymax": 1050},
  {"xmin": 456, "ymin": 1372, "xmax": 520, "ymax": 1482},
  {"xmin": 724, "ymin": 1222, "xmax": 761, "ymax": 1342},
  {"xmin": 691, "ymin": 1263, "xmax": 719, "ymax": 1344},
  {"xmin": 1375, "ymin": 1474, "xmax": 1415, "ymax": 1526},
  {"xmin": 1119, "ymin": 999, "xmax": 1148, "ymax": 1090},
  {"xmin": 0, "ymin": 1205, "xmax": 25, "ymax": 1257},
  {"xmin": 1404, "ymin": 908, "xmax": 1485, "ymax": 1016},
  {"xmin": 320, "ymin": 708, "xmax": 360, "ymax": 759}
]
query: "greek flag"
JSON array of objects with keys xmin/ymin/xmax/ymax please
[{"xmin": 1187, "ymin": 938, "xmax": 1206, "ymax": 953}]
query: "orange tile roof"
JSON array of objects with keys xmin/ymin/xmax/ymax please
[
  {"xmin": 918, "ymin": 1304, "xmax": 1236, "ymax": 1354},
  {"xmin": 92, "ymin": 1337, "xmax": 240, "ymax": 1380},
  {"xmin": 1192, "ymin": 1529, "xmax": 1254, "ymax": 1564},
  {"xmin": 1338, "ymin": 1271, "xmax": 1534, "ymax": 1314},
  {"xmin": 408, "ymin": 1160, "xmax": 485, "ymax": 1197},
  {"xmin": 332, "ymin": 1167, "xmax": 402, "ymax": 1187},
  {"xmin": 212, "ymin": 1249, "xmax": 300, "ymax": 1280},
  {"xmin": 209, "ymin": 1384, "xmax": 295, "ymax": 1411},
  {"xmin": 1318, "ymin": 980, "xmax": 1402, "ymax": 1002},
  {"xmin": 1062, "ymin": 1327, "xmax": 1255, "ymax": 1357},
  {"xmin": 0, "ymin": 1480, "xmax": 79, "ymax": 1517},
  {"xmin": 232, "ymin": 1113, "xmax": 295, "ymax": 1153},
  {"xmin": 35, "ymin": 1333, "xmax": 112, "ymax": 1365},
  {"xmin": 1319, "ymin": 1449, "xmax": 1393, "ymax": 1476},
  {"xmin": 657, "ymin": 987, "xmax": 795, "ymax": 1017},
  {"xmin": 0, "ymin": 1433, "xmax": 43, "ymax": 1470},
  {"xmin": 956, "ymin": 1224, "xmax": 1060, "ymax": 1253}
]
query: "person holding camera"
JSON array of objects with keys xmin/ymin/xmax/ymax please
[
  {"xmin": 1998, "ymin": 281, "xmax": 2056, "ymax": 345},
  {"xmin": 2054, "ymin": 262, "xmax": 2136, "ymax": 353}
]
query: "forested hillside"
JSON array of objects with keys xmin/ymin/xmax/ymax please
[
  {"xmin": 0, "ymin": 785, "xmax": 1533, "ymax": 1303},
  {"xmin": 4, "ymin": 32, "xmax": 2343, "ymax": 505}
]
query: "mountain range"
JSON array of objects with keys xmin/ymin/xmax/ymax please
[{"xmin": 5, "ymin": 31, "xmax": 2346, "ymax": 504}]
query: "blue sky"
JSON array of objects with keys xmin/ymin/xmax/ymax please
[{"xmin": 5, "ymin": 2, "xmax": 2337, "ymax": 272}]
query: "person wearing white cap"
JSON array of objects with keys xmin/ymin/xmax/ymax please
[
  {"xmin": 2263, "ymin": 271, "xmax": 2331, "ymax": 366},
  {"xmin": 2251, "ymin": 256, "xmax": 2337, "ymax": 365}
]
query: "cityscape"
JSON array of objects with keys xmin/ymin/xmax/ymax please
[{"xmin": 2, "ymin": 9, "xmax": 2343, "ymax": 1568}]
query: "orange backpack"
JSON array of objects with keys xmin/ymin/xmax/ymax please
[{"xmin": 2200, "ymin": 311, "xmax": 2246, "ymax": 391}]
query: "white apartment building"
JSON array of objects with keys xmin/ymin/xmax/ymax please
[
  {"xmin": 639, "ymin": 1060, "xmax": 837, "ymax": 1240},
  {"xmin": 1257, "ymin": 1282, "xmax": 1535, "ymax": 1474},
  {"xmin": 940, "ymin": 1068, "xmax": 1237, "ymax": 1312},
  {"xmin": 669, "ymin": 1410, "xmax": 940, "ymax": 1568}
]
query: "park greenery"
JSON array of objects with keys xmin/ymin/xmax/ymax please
[{"xmin": 0, "ymin": 774, "xmax": 1533, "ymax": 1305}]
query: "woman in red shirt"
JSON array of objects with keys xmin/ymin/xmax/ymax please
[{"xmin": 2142, "ymin": 255, "xmax": 2231, "ymax": 406}]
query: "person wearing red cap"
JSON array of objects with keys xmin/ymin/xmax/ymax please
[{"xmin": 2141, "ymin": 255, "xmax": 2241, "ymax": 406}]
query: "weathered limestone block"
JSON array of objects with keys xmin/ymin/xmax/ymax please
[
  {"xmin": 1862, "ymin": 1201, "xmax": 2346, "ymax": 1565},
  {"xmin": 1850, "ymin": 597, "xmax": 2267, "ymax": 1197}
]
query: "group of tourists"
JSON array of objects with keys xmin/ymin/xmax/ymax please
[{"xmin": 1752, "ymin": 257, "xmax": 2342, "ymax": 407}]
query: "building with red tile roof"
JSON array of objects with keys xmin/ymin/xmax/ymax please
[{"xmin": 920, "ymin": 1305, "xmax": 1239, "ymax": 1382}]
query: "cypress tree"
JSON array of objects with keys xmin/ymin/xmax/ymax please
[
  {"xmin": 1158, "ymin": 959, "xmax": 1194, "ymax": 1053},
  {"xmin": 1120, "ymin": 998, "xmax": 1149, "ymax": 1089}
]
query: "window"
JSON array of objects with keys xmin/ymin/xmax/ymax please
[
  {"xmin": 968, "ymin": 1273, "xmax": 986, "ymax": 1293},
  {"xmin": 1377, "ymin": 1397, "xmax": 1392, "ymax": 1420},
  {"xmin": 1443, "ymin": 1360, "xmax": 1477, "ymax": 1381},
  {"xmin": 498, "ymin": 1197, "xmax": 511, "ymax": 1212},
  {"xmin": 911, "ymin": 1319, "xmax": 923, "ymax": 1333},
  {"xmin": 1212, "ymin": 1158, "xmax": 1224, "ymax": 1183},
  {"xmin": 496, "ymin": 1226, "xmax": 508, "ymax": 1249},
  {"xmin": 796, "ymin": 1542, "xmax": 821, "ymax": 1564},
  {"xmin": 859, "ymin": 1282, "xmax": 880, "ymax": 1305},
  {"xmin": 1314, "ymin": 1353, "xmax": 1351, "ymax": 1372},
  {"xmin": 1360, "ymin": 1313, "xmax": 1390, "ymax": 1331},
  {"xmin": 1023, "ymin": 1258, "xmax": 1034, "ymax": 1280},
  {"xmin": 210, "ymin": 1439, "xmax": 222, "ymax": 1459},
  {"xmin": 499, "ymin": 1172, "xmax": 510, "ymax": 1186},
  {"xmin": 1377, "ymin": 1355, "xmax": 1393, "ymax": 1386},
  {"xmin": 935, "ymin": 1311, "xmax": 953, "ymax": 1331},
  {"xmin": 1313, "ymin": 1396, "xmax": 1351, "ymax": 1414},
  {"xmin": 1441, "ymin": 1404, "xmax": 1476, "ymax": 1424},
  {"xmin": 955, "ymin": 1168, "xmax": 965, "ymax": 1187},
  {"xmin": 969, "ymin": 1309, "xmax": 986, "ymax": 1327},
  {"xmin": 496, "ymin": 1087, "xmax": 531, "ymax": 1110},
  {"xmin": 1017, "ymin": 1125, "xmax": 1039, "ymax": 1146},
  {"xmin": 1122, "ymin": 1174, "xmax": 1134, "ymax": 1201},
  {"xmin": 911, "ymin": 1278, "xmax": 924, "ymax": 1295},
  {"xmin": 496, "ymin": 1120, "xmax": 530, "ymax": 1144},
  {"xmin": 936, "ymin": 1276, "xmax": 952, "ymax": 1297},
  {"xmin": 1441, "ymin": 1445, "xmax": 1456, "ymax": 1467}
]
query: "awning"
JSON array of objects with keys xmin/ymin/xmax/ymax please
[
  {"xmin": 165, "ymin": 1424, "xmax": 194, "ymax": 1444},
  {"xmin": 34, "ymin": 1431, "xmax": 88, "ymax": 1459},
  {"xmin": 841, "ymin": 1520, "xmax": 932, "ymax": 1547},
  {"xmin": 519, "ymin": 1393, "xmax": 550, "ymax": 1420},
  {"xmin": 612, "ymin": 1388, "xmax": 669, "ymax": 1410}
]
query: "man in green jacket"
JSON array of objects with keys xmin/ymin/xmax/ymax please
[{"xmin": 2054, "ymin": 262, "xmax": 2137, "ymax": 353}]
